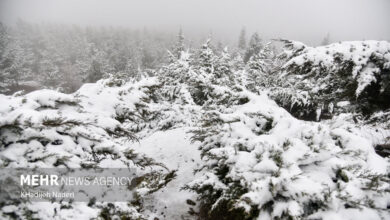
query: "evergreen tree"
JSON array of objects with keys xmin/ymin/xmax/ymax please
[
  {"xmin": 238, "ymin": 27, "xmax": 247, "ymax": 51},
  {"xmin": 1, "ymin": 39, "xmax": 33, "ymax": 89},
  {"xmin": 40, "ymin": 58, "xmax": 60, "ymax": 88},
  {"xmin": 85, "ymin": 46, "xmax": 111, "ymax": 83},
  {"xmin": 231, "ymin": 52, "xmax": 245, "ymax": 71},
  {"xmin": 213, "ymin": 47, "xmax": 235, "ymax": 86},
  {"xmin": 198, "ymin": 39, "xmax": 215, "ymax": 74},
  {"xmin": 0, "ymin": 23, "xmax": 11, "ymax": 92},
  {"xmin": 140, "ymin": 46, "xmax": 155, "ymax": 69},
  {"xmin": 244, "ymin": 32, "xmax": 262, "ymax": 63},
  {"xmin": 246, "ymin": 42, "xmax": 274, "ymax": 92},
  {"xmin": 60, "ymin": 62, "xmax": 82, "ymax": 93},
  {"xmin": 321, "ymin": 32, "xmax": 331, "ymax": 45},
  {"xmin": 173, "ymin": 28, "xmax": 185, "ymax": 59},
  {"xmin": 0, "ymin": 22, "xmax": 8, "ymax": 63},
  {"xmin": 216, "ymin": 41, "xmax": 224, "ymax": 53}
]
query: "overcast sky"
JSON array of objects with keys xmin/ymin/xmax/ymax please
[{"xmin": 0, "ymin": 0, "xmax": 389, "ymax": 45}]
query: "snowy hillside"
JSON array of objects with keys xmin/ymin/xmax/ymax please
[{"xmin": 1, "ymin": 40, "xmax": 389, "ymax": 220}]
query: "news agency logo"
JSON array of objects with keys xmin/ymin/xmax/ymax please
[
  {"xmin": 20, "ymin": 174, "xmax": 59, "ymax": 186},
  {"xmin": 20, "ymin": 174, "xmax": 134, "ymax": 186},
  {"xmin": 0, "ymin": 169, "xmax": 138, "ymax": 201}
]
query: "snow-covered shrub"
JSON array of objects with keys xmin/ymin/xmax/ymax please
[
  {"xmin": 187, "ymin": 89, "xmax": 390, "ymax": 220},
  {"xmin": 274, "ymin": 40, "xmax": 390, "ymax": 121},
  {"xmin": 0, "ymin": 80, "xmax": 175, "ymax": 219},
  {"xmin": 80, "ymin": 75, "xmax": 197, "ymax": 139},
  {"xmin": 367, "ymin": 110, "xmax": 390, "ymax": 130}
]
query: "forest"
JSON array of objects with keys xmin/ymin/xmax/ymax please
[{"xmin": 0, "ymin": 20, "xmax": 390, "ymax": 220}]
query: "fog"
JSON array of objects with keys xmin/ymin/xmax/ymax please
[{"xmin": 1, "ymin": 0, "xmax": 389, "ymax": 45}]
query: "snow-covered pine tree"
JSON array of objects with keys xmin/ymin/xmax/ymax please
[
  {"xmin": 231, "ymin": 52, "xmax": 245, "ymax": 73},
  {"xmin": 0, "ymin": 28, "xmax": 14, "ymax": 93},
  {"xmin": 238, "ymin": 27, "xmax": 247, "ymax": 51},
  {"xmin": 140, "ymin": 45, "xmax": 155, "ymax": 70},
  {"xmin": 198, "ymin": 39, "xmax": 215, "ymax": 74},
  {"xmin": 173, "ymin": 28, "xmax": 185, "ymax": 59},
  {"xmin": 1, "ymin": 39, "xmax": 33, "ymax": 91},
  {"xmin": 244, "ymin": 32, "xmax": 262, "ymax": 63},
  {"xmin": 60, "ymin": 62, "xmax": 83, "ymax": 93},
  {"xmin": 0, "ymin": 23, "xmax": 9, "ymax": 93},
  {"xmin": 84, "ymin": 46, "xmax": 111, "ymax": 83},
  {"xmin": 212, "ymin": 47, "xmax": 236, "ymax": 87},
  {"xmin": 180, "ymin": 39, "xmax": 216, "ymax": 106},
  {"xmin": 320, "ymin": 33, "xmax": 331, "ymax": 46},
  {"xmin": 245, "ymin": 42, "xmax": 276, "ymax": 93},
  {"xmin": 158, "ymin": 50, "xmax": 196, "ymax": 104},
  {"xmin": 216, "ymin": 41, "xmax": 224, "ymax": 54}
]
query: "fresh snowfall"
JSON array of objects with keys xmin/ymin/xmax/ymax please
[{"xmin": 1, "ymin": 36, "xmax": 390, "ymax": 220}]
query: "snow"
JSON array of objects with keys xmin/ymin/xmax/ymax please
[
  {"xmin": 187, "ymin": 85, "xmax": 390, "ymax": 219},
  {"xmin": 356, "ymin": 63, "xmax": 379, "ymax": 96},
  {"xmin": 0, "ymin": 77, "xmax": 180, "ymax": 219},
  {"xmin": 2, "ymin": 74, "xmax": 388, "ymax": 219},
  {"xmin": 309, "ymin": 207, "xmax": 385, "ymax": 220},
  {"xmin": 283, "ymin": 40, "xmax": 390, "ymax": 97},
  {"xmin": 135, "ymin": 128, "xmax": 202, "ymax": 219},
  {"xmin": 337, "ymin": 101, "xmax": 350, "ymax": 107},
  {"xmin": 284, "ymin": 41, "xmax": 390, "ymax": 73},
  {"xmin": 1, "ymin": 40, "xmax": 390, "ymax": 220}
]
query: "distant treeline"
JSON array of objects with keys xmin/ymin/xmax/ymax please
[
  {"xmin": 0, "ymin": 21, "xmax": 273, "ymax": 94},
  {"xmin": 0, "ymin": 21, "xmax": 177, "ymax": 93}
]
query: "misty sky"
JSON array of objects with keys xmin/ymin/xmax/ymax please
[{"xmin": 0, "ymin": 0, "xmax": 389, "ymax": 45}]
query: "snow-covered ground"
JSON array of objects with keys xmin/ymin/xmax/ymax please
[{"xmin": 136, "ymin": 128, "xmax": 202, "ymax": 219}]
